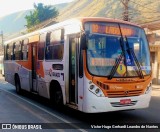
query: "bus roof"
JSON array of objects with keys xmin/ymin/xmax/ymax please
[
  {"xmin": 75, "ymin": 17, "xmax": 140, "ymax": 27},
  {"xmin": 4, "ymin": 17, "xmax": 140, "ymax": 44}
]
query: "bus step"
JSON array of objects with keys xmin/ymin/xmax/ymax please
[
  {"xmin": 31, "ymin": 91, "xmax": 38, "ymax": 95},
  {"xmin": 66, "ymin": 103, "xmax": 78, "ymax": 110}
]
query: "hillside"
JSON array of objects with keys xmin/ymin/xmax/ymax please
[
  {"xmin": 58, "ymin": 0, "xmax": 160, "ymax": 24},
  {"xmin": 0, "ymin": 3, "xmax": 70, "ymax": 37},
  {"xmin": 1, "ymin": 0, "xmax": 160, "ymax": 40},
  {"xmin": 0, "ymin": 10, "xmax": 29, "ymax": 35}
]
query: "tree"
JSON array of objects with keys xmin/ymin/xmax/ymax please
[{"xmin": 25, "ymin": 3, "xmax": 59, "ymax": 29}]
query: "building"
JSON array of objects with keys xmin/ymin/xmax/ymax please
[{"xmin": 142, "ymin": 21, "xmax": 160, "ymax": 84}]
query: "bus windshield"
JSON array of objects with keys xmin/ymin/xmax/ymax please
[{"xmin": 85, "ymin": 22, "xmax": 151, "ymax": 77}]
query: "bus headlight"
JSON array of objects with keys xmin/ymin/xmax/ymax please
[
  {"xmin": 90, "ymin": 85, "xmax": 94, "ymax": 90},
  {"xmin": 95, "ymin": 88, "xmax": 100, "ymax": 94},
  {"xmin": 145, "ymin": 82, "xmax": 152, "ymax": 94},
  {"xmin": 89, "ymin": 85, "xmax": 104, "ymax": 97}
]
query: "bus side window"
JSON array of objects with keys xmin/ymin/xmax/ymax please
[
  {"xmin": 14, "ymin": 41, "xmax": 21, "ymax": 60},
  {"xmin": 12, "ymin": 43, "xmax": 15, "ymax": 60},
  {"xmin": 5, "ymin": 45, "xmax": 9, "ymax": 60},
  {"xmin": 45, "ymin": 29, "xmax": 64, "ymax": 60},
  {"xmin": 38, "ymin": 33, "xmax": 46, "ymax": 60},
  {"xmin": 22, "ymin": 39, "xmax": 29, "ymax": 60},
  {"xmin": 6, "ymin": 44, "xmax": 12, "ymax": 60},
  {"xmin": 45, "ymin": 32, "xmax": 51, "ymax": 60}
]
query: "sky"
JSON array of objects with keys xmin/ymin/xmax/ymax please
[{"xmin": 0, "ymin": 0, "xmax": 74, "ymax": 18}]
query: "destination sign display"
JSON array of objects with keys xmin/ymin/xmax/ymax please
[
  {"xmin": 90, "ymin": 58, "xmax": 115, "ymax": 66},
  {"xmin": 92, "ymin": 24, "xmax": 135, "ymax": 36}
]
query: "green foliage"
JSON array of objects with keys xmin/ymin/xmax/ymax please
[{"xmin": 25, "ymin": 3, "xmax": 59, "ymax": 29}]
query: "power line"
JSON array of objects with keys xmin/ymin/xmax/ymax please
[{"xmin": 121, "ymin": 0, "xmax": 130, "ymax": 21}]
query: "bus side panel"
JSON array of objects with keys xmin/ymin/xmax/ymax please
[
  {"xmin": 77, "ymin": 77, "xmax": 84, "ymax": 111},
  {"xmin": 35, "ymin": 60, "xmax": 49, "ymax": 99},
  {"xmin": 39, "ymin": 61, "xmax": 65, "ymax": 100},
  {"xmin": 4, "ymin": 60, "xmax": 31, "ymax": 91},
  {"xmin": 37, "ymin": 61, "xmax": 50, "ymax": 99},
  {"xmin": 18, "ymin": 65, "xmax": 31, "ymax": 92},
  {"xmin": 37, "ymin": 78, "xmax": 50, "ymax": 99},
  {"xmin": 4, "ymin": 61, "xmax": 15, "ymax": 85}
]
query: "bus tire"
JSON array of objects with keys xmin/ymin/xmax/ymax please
[
  {"xmin": 15, "ymin": 75, "xmax": 21, "ymax": 94},
  {"xmin": 50, "ymin": 81, "xmax": 63, "ymax": 108}
]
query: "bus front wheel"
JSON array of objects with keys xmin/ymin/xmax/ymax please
[{"xmin": 50, "ymin": 82, "xmax": 63, "ymax": 107}]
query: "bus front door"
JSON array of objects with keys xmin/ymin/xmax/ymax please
[
  {"xmin": 69, "ymin": 37, "xmax": 79, "ymax": 104},
  {"xmin": 31, "ymin": 44, "xmax": 38, "ymax": 93}
]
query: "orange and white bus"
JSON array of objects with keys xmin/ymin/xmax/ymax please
[{"xmin": 4, "ymin": 17, "xmax": 152, "ymax": 113}]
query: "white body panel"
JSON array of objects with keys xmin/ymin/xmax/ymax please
[
  {"xmin": 82, "ymin": 75, "xmax": 151, "ymax": 113},
  {"xmin": 83, "ymin": 92, "xmax": 151, "ymax": 113},
  {"xmin": 4, "ymin": 61, "xmax": 31, "ymax": 91}
]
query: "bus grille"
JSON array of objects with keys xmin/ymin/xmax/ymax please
[
  {"xmin": 111, "ymin": 101, "xmax": 137, "ymax": 107},
  {"xmin": 107, "ymin": 89, "xmax": 143, "ymax": 98}
]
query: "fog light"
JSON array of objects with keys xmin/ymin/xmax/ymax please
[
  {"xmin": 89, "ymin": 81, "xmax": 92, "ymax": 84},
  {"xmin": 90, "ymin": 85, "xmax": 94, "ymax": 90},
  {"xmin": 95, "ymin": 88, "xmax": 100, "ymax": 94}
]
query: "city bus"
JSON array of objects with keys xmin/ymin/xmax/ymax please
[{"xmin": 4, "ymin": 17, "xmax": 152, "ymax": 113}]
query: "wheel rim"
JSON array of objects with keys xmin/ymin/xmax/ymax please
[
  {"xmin": 54, "ymin": 90, "xmax": 62, "ymax": 105},
  {"xmin": 16, "ymin": 83, "xmax": 20, "ymax": 92},
  {"xmin": 15, "ymin": 78, "xmax": 20, "ymax": 93}
]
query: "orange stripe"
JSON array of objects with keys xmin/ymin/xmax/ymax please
[
  {"xmin": 16, "ymin": 42, "xmax": 44, "ymax": 78},
  {"xmin": 36, "ymin": 61, "xmax": 45, "ymax": 78},
  {"xmin": 16, "ymin": 44, "xmax": 32, "ymax": 70},
  {"xmin": 29, "ymin": 34, "xmax": 39, "ymax": 43}
]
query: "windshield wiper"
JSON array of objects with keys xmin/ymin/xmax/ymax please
[
  {"xmin": 108, "ymin": 51, "xmax": 123, "ymax": 80},
  {"xmin": 108, "ymin": 25, "xmax": 127, "ymax": 80},
  {"xmin": 125, "ymin": 36, "xmax": 144, "ymax": 79},
  {"xmin": 108, "ymin": 24, "xmax": 144, "ymax": 80},
  {"xmin": 108, "ymin": 37, "xmax": 127, "ymax": 80}
]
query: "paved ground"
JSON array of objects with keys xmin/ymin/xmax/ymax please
[{"xmin": 152, "ymin": 84, "xmax": 160, "ymax": 97}]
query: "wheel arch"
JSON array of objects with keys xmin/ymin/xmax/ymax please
[
  {"xmin": 49, "ymin": 80, "xmax": 65, "ymax": 105},
  {"xmin": 14, "ymin": 73, "xmax": 22, "ymax": 94}
]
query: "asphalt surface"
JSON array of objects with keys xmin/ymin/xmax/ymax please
[
  {"xmin": 0, "ymin": 76, "xmax": 86, "ymax": 132},
  {"xmin": 152, "ymin": 84, "xmax": 160, "ymax": 97}
]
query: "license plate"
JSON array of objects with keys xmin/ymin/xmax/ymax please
[{"xmin": 120, "ymin": 99, "xmax": 131, "ymax": 104}]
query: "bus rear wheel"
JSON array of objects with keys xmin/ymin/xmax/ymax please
[{"xmin": 15, "ymin": 76, "xmax": 21, "ymax": 94}]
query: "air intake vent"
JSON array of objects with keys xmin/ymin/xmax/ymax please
[
  {"xmin": 107, "ymin": 90, "xmax": 143, "ymax": 98},
  {"xmin": 97, "ymin": 81, "xmax": 109, "ymax": 90}
]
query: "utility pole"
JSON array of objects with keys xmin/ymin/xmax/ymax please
[
  {"xmin": 0, "ymin": 31, "xmax": 3, "ymax": 46},
  {"xmin": 121, "ymin": 0, "xmax": 130, "ymax": 21}
]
